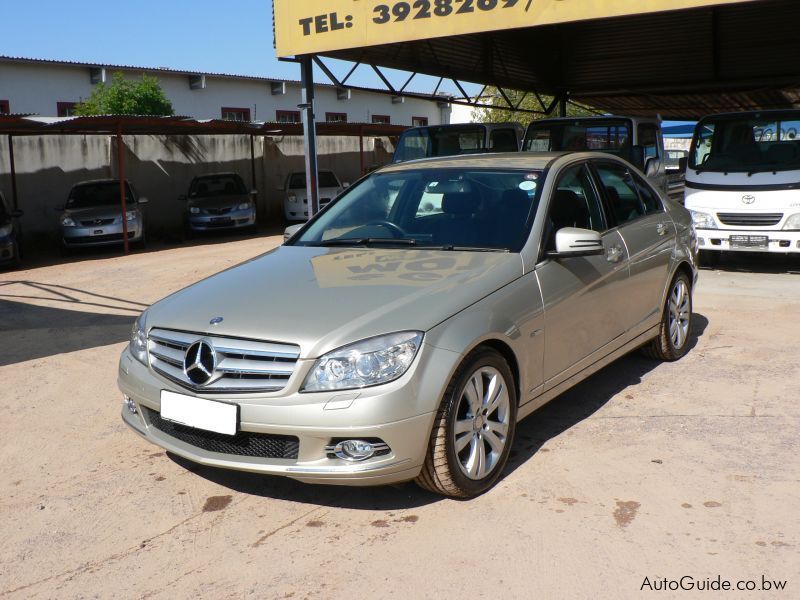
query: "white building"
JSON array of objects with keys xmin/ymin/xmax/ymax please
[{"xmin": 0, "ymin": 56, "xmax": 451, "ymax": 126}]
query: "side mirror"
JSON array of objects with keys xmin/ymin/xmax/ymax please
[
  {"xmin": 630, "ymin": 145, "xmax": 645, "ymax": 169},
  {"xmin": 283, "ymin": 223, "xmax": 303, "ymax": 243},
  {"xmin": 178, "ymin": 194, "xmax": 187, "ymax": 202},
  {"xmin": 547, "ymin": 227, "xmax": 604, "ymax": 258},
  {"xmin": 678, "ymin": 156, "xmax": 688, "ymax": 173},
  {"xmin": 138, "ymin": 197, "xmax": 149, "ymax": 205},
  {"xmin": 10, "ymin": 209, "xmax": 24, "ymax": 218}
]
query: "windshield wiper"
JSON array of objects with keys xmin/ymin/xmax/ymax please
[
  {"xmin": 309, "ymin": 238, "xmax": 419, "ymax": 247},
  {"xmin": 425, "ymin": 245, "xmax": 510, "ymax": 252}
]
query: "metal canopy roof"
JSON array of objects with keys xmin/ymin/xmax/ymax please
[
  {"xmin": 0, "ymin": 115, "xmax": 408, "ymax": 137},
  {"xmin": 308, "ymin": 0, "xmax": 800, "ymax": 119}
]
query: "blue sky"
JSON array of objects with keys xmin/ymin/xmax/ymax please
[{"xmin": 0, "ymin": 0, "xmax": 470, "ymax": 95}]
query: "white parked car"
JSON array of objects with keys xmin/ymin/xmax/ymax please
[{"xmin": 282, "ymin": 170, "xmax": 346, "ymax": 221}]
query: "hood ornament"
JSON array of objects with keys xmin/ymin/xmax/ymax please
[
  {"xmin": 742, "ymin": 195, "xmax": 755, "ymax": 204},
  {"xmin": 209, "ymin": 316, "xmax": 224, "ymax": 326}
]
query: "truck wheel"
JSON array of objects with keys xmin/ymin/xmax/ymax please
[
  {"xmin": 416, "ymin": 348, "xmax": 517, "ymax": 498},
  {"xmin": 641, "ymin": 271, "xmax": 693, "ymax": 361}
]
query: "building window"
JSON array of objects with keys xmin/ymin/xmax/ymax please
[
  {"xmin": 276, "ymin": 110, "xmax": 301, "ymax": 123},
  {"xmin": 412, "ymin": 116, "xmax": 428, "ymax": 127},
  {"xmin": 372, "ymin": 114, "xmax": 391, "ymax": 125},
  {"xmin": 326, "ymin": 112, "xmax": 347, "ymax": 123},
  {"xmin": 57, "ymin": 102, "xmax": 78, "ymax": 117},
  {"xmin": 0, "ymin": 100, "xmax": 9, "ymax": 115},
  {"xmin": 221, "ymin": 107, "xmax": 251, "ymax": 121}
]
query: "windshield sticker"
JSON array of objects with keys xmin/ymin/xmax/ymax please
[
  {"xmin": 524, "ymin": 172, "xmax": 539, "ymax": 180},
  {"xmin": 518, "ymin": 181, "xmax": 537, "ymax": 191}
]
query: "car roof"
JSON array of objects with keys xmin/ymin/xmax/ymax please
[
  {"xmin": 378, "ymin": 152, "xmax": 568, "ymax": 173},
  {"xmin": 72, "ymin": 178, "xmax": 124, "ymax": 186}
]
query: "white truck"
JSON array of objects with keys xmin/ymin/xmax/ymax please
[{"xmin": 684, "ymin": 110, "xmax": 800, "ymax": 262}]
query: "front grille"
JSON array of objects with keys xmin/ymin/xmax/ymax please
[
  {"xmin": 145, "ymin": 407, "xmax": 299, "ymax": 459},
  {"xmin": 147, "ymin": 328, "xmax": 300, "ymax": 393},
  {"xmin": 202, "ymin": 207, "xmax": 233, "ymax": 215},
  {"xmin": 80, "ymin": 218, "xmax": 115, "ymax": 226},
  {"xmin": 717, "ymin": 212, "xmax": 783, "ymax": 227},
  {"xmin": 67, "ymin": 232, "xmax": 134, "ymax": 244}
]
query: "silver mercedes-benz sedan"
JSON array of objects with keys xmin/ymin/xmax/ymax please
[{"xmin": 119, "ymin": 152, "xmax": 698, "ymax": 498}]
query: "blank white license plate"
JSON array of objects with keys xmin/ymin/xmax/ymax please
[{"xmin": 160, "ymin": 390, "xmax": 237, "ymax": 435}]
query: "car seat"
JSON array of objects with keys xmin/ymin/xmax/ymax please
[{"xmin": 434, "ymin": 191, "xmax": 482, "ymax": 246}]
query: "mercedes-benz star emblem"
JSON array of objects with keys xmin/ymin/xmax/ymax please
[
  {"xmin": 742, "ymin": 195, "xmax": 756, "ymax": 204},
  {"xmin": 184, "ymin": 340, "xmax": 216, "ymax": 385},
  {"xmin": 209, "ymin": 316, "xmax": 224, "ymax": 326}
]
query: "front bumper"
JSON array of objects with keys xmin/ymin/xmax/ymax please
[
  {"xmin": 188, "ymin": 208, "xmax": 256, "ymax": 232},
  {"xmin": 62, "ymin": 221, "xmax": 142, "ymax": 247},
  {"xmin": 117, "ymin": 343, "xmax": 459, "ymax": 486},
  {"xmin": 696, "ymin": 228, "xmax": 800, "ymax": 253}
]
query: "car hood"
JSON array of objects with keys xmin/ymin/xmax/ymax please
[
  {"xmin": 187, "ymin": 195, "xmax": 248, "ymax": 209},
  {"xmin": 145, "ymin": 246, "xmax": 523, "ymax": 358},
  {"xmin": 63, "ymin": 206, "xmax": 129, "ymax": 220},
  {"xmin": 290, "ymin": 187, "xmax": 341, "ymax": 200}
]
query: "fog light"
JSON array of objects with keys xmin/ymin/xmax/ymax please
[
  {"xmin": 124, "ymin": 395, "xmax": 137, "ymax": 414},
  {"xmin": 336, "ymin": 440, "xmax": 375, "ymax": 461}
]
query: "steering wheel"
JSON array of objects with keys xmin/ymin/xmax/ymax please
[{"xmin": 366, "ymin": 220, "xmax": 406, "ymax": 238}]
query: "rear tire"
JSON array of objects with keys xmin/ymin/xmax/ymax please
[
  {"xmin": 641, "ymin": 271, "xmax": 693, "ymax": 361},
  {"xmin": 415, "ymin": 348, "xmax": 517, "ymax": 498}
]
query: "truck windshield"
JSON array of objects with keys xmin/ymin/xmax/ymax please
[
  {"xmin": 393, "ymin": 126, "xmax": 487, "ymax": 162},
  {"xmin": 524, "ymin": 120, "xmax": 631, "ymax": 157},
  {"xmin": 690, "ymin": 115, "xmax": 800, "ymax": 173}
]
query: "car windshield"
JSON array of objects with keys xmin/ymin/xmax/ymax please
[
  {"xmin": 689, "ymin": 115, "xmax": 800, "ymax": 173},
  {"xmin": 289, "ymin": 171, "xmax": 340, "ymax": 189},
  {"xmin": 393, "ymin": 126, "xmax": 487, "ymax": 162},
  {"xmin": 190, "ymin": 175, "xmax": 246, "ymax": 197},
  {"xmin": 291, "ymin": 167, "xmax": 543, "ymax": 252},
  {"xmin": 524, "ymin": 120, "xmax": 631, "ymax": 157},
  {"xmin": 66, "ymin": 182, "xmax": 132, "ymax": 208}
]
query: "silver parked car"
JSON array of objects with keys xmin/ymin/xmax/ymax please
[
  {"xmin": 182, "ymin": 173, "xmax": 257, "ymax": 234},
  {"xmin": 119, "ymin": 152, "xmax": 698, "ymax": 498},
  {"xmin": 59, "ymin": 179, "xmax": 147, "ymax": 249}
]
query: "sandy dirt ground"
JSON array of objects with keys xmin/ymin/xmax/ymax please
[{"xmin": 1, "ymin": 237, "xmax": 798, "ymax": 599}]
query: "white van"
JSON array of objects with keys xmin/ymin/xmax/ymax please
[{"xmin": 685, "ymin": 111, "xmax": 800, "ymax": 260}]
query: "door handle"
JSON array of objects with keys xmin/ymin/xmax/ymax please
[
  {"xmin": 606, "ymin": 245, "xmax": 623, "ymax": 263},
  {"xmin": 656, "ymin": 223, "xmax": 669, "ymax": 236}
]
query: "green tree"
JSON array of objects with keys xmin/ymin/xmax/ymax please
[
  {"xmin": 74, "ymin": 72, "xmax": 174, "ymax": 116},
  {"xmin": 471, "ymin": 87, "xmax": 595, "ymax": 125}
]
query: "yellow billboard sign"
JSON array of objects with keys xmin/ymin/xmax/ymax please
[{"xmin": 274, "ymin": 0, "xmax": 752, "ymax": 57}]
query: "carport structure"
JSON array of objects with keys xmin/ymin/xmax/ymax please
[
  {"xmin": 273, "ymin": 0, "xmax": 800, "ymax": 210},
  {"xmin": 0, "ymin": 115, "xmax": 406, "ymax": 253}
]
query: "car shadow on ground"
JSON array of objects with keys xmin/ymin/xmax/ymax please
[
  {"xmin": 168, "ymin": 313, "xmax": 709, "ymax": 508},
  {"xmin": 10, "ymin": 224, "xmax": 286, "ymax": 271},
  {"xmin": 0, "ymin": 285, "xmax": 142, "ymax": 365}
]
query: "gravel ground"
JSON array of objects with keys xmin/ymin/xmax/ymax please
[{"xmin": 1, "ymin": 238, "xmax": 798, "ymax": 599}]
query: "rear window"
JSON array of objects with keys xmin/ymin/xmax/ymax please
[{"xmin": 394, "ymin": 126, "xmax": 487, "ymax": 162}]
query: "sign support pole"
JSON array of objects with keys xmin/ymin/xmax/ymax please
[{"xmin": 300, "ymin": 55, "xmax": 320, "ymax": 220}]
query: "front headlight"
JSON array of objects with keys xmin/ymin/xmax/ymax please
[
  {"xmin": 189, "ymin": 206, "xmax": 200, "ymax": 214},
  {"xmin": 288, "ymin": 192, "xmax": 297, "ymax": 203},
  {"xmin": 302, "ymin": 331, "xmax": 423, "ymax": 392},
  {"xmin": 61, "ymin": 216, "xmax": 76, "ymax": 227},
  {"xmin": 237, "ymin": 202, "xmax": 251, "ymax": 211},
  {"xmin": 126, "ymin": 210, "xmax": 137, "ymax": 222},
  {"xmin": 0, "ymin": 224, "xmax": 12, "ymax": 238},
  {"xmin": 129, "ymin": 313, "xmax": 148, "ymax": 365},
  {"xmin": 782, "ymin": 213, "xmax": 800, "ymax": 230},
  {"xmin": 689, "ymin": 210, "xmax": 717, "ymax": 229}
]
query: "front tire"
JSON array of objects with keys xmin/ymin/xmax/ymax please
[
  {"xmin": 416, "ymin": 348, "xmax": 517, "ymax": 498},
  {"xmin": 641, "ymin": 271, "xmax": 693, "ymax": 361}
]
